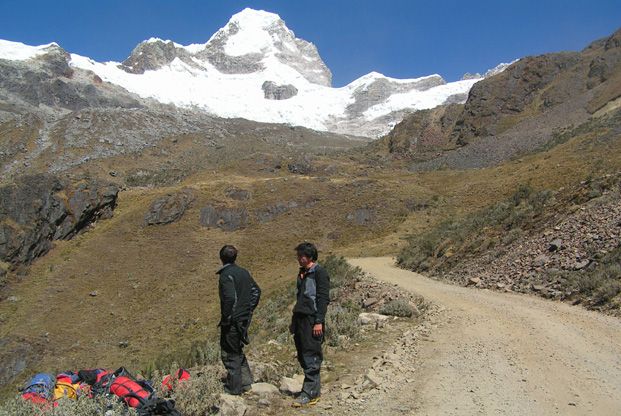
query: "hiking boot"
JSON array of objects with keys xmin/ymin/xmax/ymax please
[{"xmin": 292, "ymin": 393, "xmax": 319, "ymax": 408}]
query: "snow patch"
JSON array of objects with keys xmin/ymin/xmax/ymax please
[
  {"xmin": 363, "ymin": 79, "xmax": 479, "ymax": 120},
  {"xmin": 0, "ymin": 39, "xmax": 59, "ymax": 61}
]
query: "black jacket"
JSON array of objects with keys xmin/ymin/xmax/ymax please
[
  {"xmin": 217, "ymin": 263, "xmax": 261, "ymax": 326},
  {"xmin": 292, "ymin": 263, "xmax": 330, "ymax": 324}
]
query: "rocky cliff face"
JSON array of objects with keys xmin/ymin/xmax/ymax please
[
  {"xmin": 377, "ymin": 103, "xmax": 464, "ymax": 158},
  {"xmin": 0, "ymin": 44, "xmax": 143, "ymax": 116},
  {"xmin": 0, "ymin": 175, "xmax": 119, "ymax": 266}
]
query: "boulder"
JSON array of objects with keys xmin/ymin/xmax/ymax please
[
  {"xmin": 0, "ymin": 336, "xmax": 38, "ymax": 388},
  {"xmin": 279, "ymin": 374, "xmax": 304, "ymax": 395},
  {"xmin": 144, "ymin": 188, "xmax": 194, "ymax": 225}
]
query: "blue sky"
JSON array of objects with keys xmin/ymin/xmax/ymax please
[{"xmin": 1, "ymin": 0, "xmax": 619, "ymax": 86}]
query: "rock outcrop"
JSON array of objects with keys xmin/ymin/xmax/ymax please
[
  {"xmin": 262, "ymin": 81, "xmax": 298, "ymax": 100},
  {"xmin": 0, "ymin": 174, "xmax": 119, "ymax": 265},
  {"xmin": 199, "ymin": 205, "xmax": 248, "ymax": 231},
  {"xmin": 375, "ymin": 28, "xmax": 621, "ymax": 170},
  {"xmin": 452, "ymin": 52, "xmax": 582, "ymax": 143},
  {"xmin": 144, "ymin": 188, "xmax": 194, "ymax": 225},
  {"xmin": 0, "ymin": 44, "xmax": 142, "ymax": 113}
]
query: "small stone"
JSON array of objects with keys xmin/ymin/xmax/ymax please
[
  {"xmin": 363, "ymin": 298, "xmax": 379, "ymax": 308},
  {"xmin": 533, "ymin": 255, "xmax": 550, "ymax": 267},
  {"xmin": 251, "ymin": 382, "xmax": 279, "ymax": 396},
  {"xmin": 219, "ymin": 394, "xmax": 247, "ymax": 416},
  {"xmin": 279, "ymin": 374, "xmax": 304, "ymax": 395},
  {"xmin": 89, "ymin": 291, "xmax": 98, "ymax": 297},
  {"xmin": 358, "ymin": 313, "xmax": 390, "ymax": 325},
  {"xmin": 118, "ymin": 341, "xmax": 129, "ymax": 348},
  {"xmin": 574, "ymin": 259, "xmax": 590, "ymax": 270},
  {"xmin": 548, "ymin": 239, "xmax": 563, "ymax": 252},
  {"xmin": 365, "ymin": 369, "xmax": 382, "ymax": 387},
  {"xmin": 467, "ymin": 277, "xmax": 481, "ymax": 286}
]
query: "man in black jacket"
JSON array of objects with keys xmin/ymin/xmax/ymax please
[
  {"xmin": 217, "ymin": 245, "xmax": 261, "ymax": 395},
  {"xmin": 290, "ymin": 242, "xmax": 330, "ymax": 407}
]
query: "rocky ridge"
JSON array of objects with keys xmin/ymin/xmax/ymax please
[{"xmin": 376, "ymin": 28, "xmax": 621, "ymax": 169}]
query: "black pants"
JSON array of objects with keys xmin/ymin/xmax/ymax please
[
  {"xmin": 220, "ymin": 322, "xmax": 253, "ymax": 395},
  {"xmin": 292, "ymin": 313, "xmax": 323, "ymax": 398}
]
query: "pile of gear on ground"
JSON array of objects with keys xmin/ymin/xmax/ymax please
[{"xmin": 19, "ymin": 367, "xmax": 190, "ymax": 415}]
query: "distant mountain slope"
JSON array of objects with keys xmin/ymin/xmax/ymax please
[
  {"xmin": 0, "ymin": 8, "xmax": 500, "ymax": 137},
  {"xmin": 373, "ymin": 28, "xmax": 621, "ymax": 169}
]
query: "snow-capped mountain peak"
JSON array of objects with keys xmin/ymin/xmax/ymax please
[
  {"xmin": 218, "ymin": 9, "xmax": 289, "ymax": 56},
  {"xmin": 0, "ymin": 8, "xmax": 508, "ymax": 137}
]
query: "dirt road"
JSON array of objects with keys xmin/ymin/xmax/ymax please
[{"xmin": 349, "ymin": 257, "xmax": 621, "ymax": 416}]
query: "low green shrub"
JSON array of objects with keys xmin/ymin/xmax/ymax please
[
  {"xmin": 380, "ymin": 299, "xmax": 415, "ymax": 317},
  {"xmin": 398, "ymin": 184, "xmax": 553, "ymax": 272},
  {"xmin": 173, "ymin": 366, "xmax": 222, "ymax": 416},
  {"xmin": 0, "ymin": 396, "xmax": 134, "ymax": 416},
  {"xmin": 323, "ymin": 255, "xmax": 362, "ymax": 289},
  {"xmin": 325, "ymin": 302, "xmax": 361, "ymax": 347}
]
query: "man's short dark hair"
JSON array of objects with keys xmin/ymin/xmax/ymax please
[
  {"xmin": 295, "ymin": 242, "xmax": 318, "ymax": 261},
  {"xmin": 220, "ymin": 245, "xmax": 238, "ymax": 264}
]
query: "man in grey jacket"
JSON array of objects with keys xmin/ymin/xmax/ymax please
[
  {"xmin": 217, "ymin": 245, "xmax": 261, "ymax": 395},
  {"xmin": 290, "ymin": 242, "xmax": 330, "ymax": 407}
]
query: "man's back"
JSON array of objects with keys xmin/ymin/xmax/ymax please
[{"xmin": 218, "ymin": 263, "xmax": 261, "ymax": 324}]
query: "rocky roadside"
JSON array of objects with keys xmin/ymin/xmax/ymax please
[{"xmin": 438, "ymin": 175, "xmax": 621, "ymax": 315}]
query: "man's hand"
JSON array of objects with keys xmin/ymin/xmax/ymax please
[{"xmin": 312, "ymin": 323, "xmax": 323, "ymax": 337}]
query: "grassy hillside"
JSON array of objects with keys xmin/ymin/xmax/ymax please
[{"xmin": 2, "ymin": 102, "xmax": 620, "ymax": 398}]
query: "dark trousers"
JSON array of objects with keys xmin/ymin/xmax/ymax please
[
  {"xmin": 292, "ymin": 313, "xmax": 323, "ymax": 398},
  {"xmin": 220, "ymin": 322, "xmax": 253, "ymax": 394}
]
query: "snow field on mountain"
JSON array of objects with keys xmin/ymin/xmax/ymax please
[
  {"xmin": 0, "ymin": 39, "xmax": 59, "ymax": 61},
  {"xmin": 1, "ymin": 8, "xmax": 499, "ymax": 136}
]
